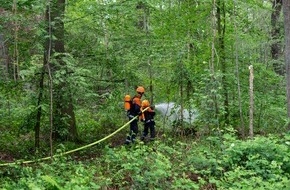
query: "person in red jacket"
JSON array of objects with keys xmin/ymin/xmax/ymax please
[
  {"xmin": 125, "ymin": 86, "xmax": 145, "ymax": 144},
  {"xmin": 140, "ymin": 99, "xmax": 156, "ymax": 141}
]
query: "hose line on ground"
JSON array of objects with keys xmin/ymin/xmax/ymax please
[{"xmin": 0, "ymin": 107, "xmax": 149, "ymax": 167}]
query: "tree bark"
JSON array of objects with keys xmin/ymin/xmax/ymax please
[
  {"xmin": 0, "ymin": 34, "xmax": 8, "ymax": 80},
  {"xmin": 46, "ymin": 1, "xmax": 54, "ymax": 159},
  {"xmin": 283, "ymin": 0, "xmax": 290, "ymax": 128},
  {"xmin": 12, "ymin": 0, "xmax": 19, "ymax": 81},
  {"xmin": 34, "ymin": 64, "xmax": 45, "ymax": 152},
  {"xmin": 249, "ymin": 65, "xmax": 254, "ymax": 139},
  {"xmin": 211, "ymin": 0, "xmax": 219, "ymax": 128},
  {"xmin": 233, "ymin": 0, "xmax": 245, "ymax": 139},
  {"xmin": 217, "ymin": 0, "xmax": 229, "ymax": 125},
  {"xmin": 271, "ymin": 0, "xmax": 283, "ymax": 75},
  {"xmin": 51, "ymin": 0, "xmax": 78, "ymax": 141}
]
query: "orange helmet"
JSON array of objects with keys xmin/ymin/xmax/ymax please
[
  {"xmin": 142, "ymin": 99, "xmax": 150, "ymax": 108},
  {"xmin": 136, "ymin": 86, "xmax": 145, "ymax": 94}
]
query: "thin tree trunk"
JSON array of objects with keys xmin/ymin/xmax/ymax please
[
  {"xmin": 47, "ymin": 0, "xmax": 54, "ymax": 158},
  {"xmin": 180, "ymin": 60, "xmax": 184, "ymax": 135},
  {"xmin": 187, "ymin": 32, "xmax": 193, "ymax": 125},
  {"xmin": 271, "ymin": 0, "xmax": 283, "ymax": 75},
  {"xmin": 34, "ymin": 0, "xmax": 51, "ymax": 153},
  {"xmin": 34, "ymin": 67, "xmax": 44, "ymax": 152},
  {"xmin": 48, "ymin": 65, "xmax": 53, "ymax": 158},
  {"xmin": 12, "ymin": 0, "xmax": 19, "ymax": 81},
  {"xmin": 217, "ymin": 0, "xmax": 229, "ymax": 124},
  {"xmin": 233, "ymin": 0, "xmax": 245, "ymax": 139},
  {"xmin": 249, "ymin": 65, "xmax": 254, "ymax": 139},
  {"xmin": 283, "ymin": 0, "xmax": 290, "ymax": 129},
  {"xmin": 211, "ymin": 0, "xmax": 219, "ymax": 128},
  {"xmin": 0, "ymin": 34, "xmax": 8, "ymax": 80}
]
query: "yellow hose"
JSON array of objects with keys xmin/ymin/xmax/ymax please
[{"xmin": 0, "ymin": 107, "xmax": 149, "ymax": 167}]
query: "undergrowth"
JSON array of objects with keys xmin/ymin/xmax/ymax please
[{"xmin": 1, "ymin": 133, "xmax": 290, "ymax": 189}]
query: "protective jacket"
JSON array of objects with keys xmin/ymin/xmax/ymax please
[
  {"xmin": 127, "ymin": 95, "xmax": 142, "ymax": 119},
  {"xmin": 141, "ymin": 107, "xmax": 155, "ymax": 123}
]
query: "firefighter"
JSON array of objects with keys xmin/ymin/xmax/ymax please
[
  {"xmin": 125, "ymin": 86, "xmax": 145, "ymax": 144},
  {"xmin": 140, "ymin": 99, "xmax": 156, "ymax": 141}
]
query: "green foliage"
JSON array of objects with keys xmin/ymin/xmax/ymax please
[
  {"xmin": 218, "ymin": 134, "xmax": 290, "ymax": 189},
  {"xmin": 1, "ymin": 134, "xmax": 290, "ymax": 189},
  {"xmin": 1, "ymin": 0, "xmax": 288, "ymax": 146},
  {"xmin": 99, "ymin": 141, "xmax": 201, "ymax": 189},
  {"xmin": 41, "ymin": 175, "xmax": 64, "ymax": 190},
  {"xmin": 1, "ymin": 0, "xmax": 290, "ymax": 189}
]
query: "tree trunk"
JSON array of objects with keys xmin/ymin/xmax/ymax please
[
  {"xmin": 0, "ymin": 34, "xmax": 8, "ymax": 80},
  {"xmin": 233, "ymin": 0, "xmax": 245, "ymax": 139},
  {"xmin": 34, "ymin": 2, "xmax": 53, "ymax": 152},
  {"xmin": 283, "ymin": 0, "xmax": 290, "ymax": 128},
  {"xmin": 271, "ymin": 0, "xmax": 283, "ymax": 75},
  {"xmin": 12, "ymin": 0, "xmax": 19, "ymax": 81},
  {"xmin": 249, "ymin": 65, "xmax": 254, "ymax": 139},
  {"xmin": 46, "ymin": 2, "xmax": 54, "ymax": 158},
  {"xmin": 51, "ymin": 0, "xmax": 78, "ymax": 141},
  {"xmin": 211, "ymin": 0, "xmax": 219, "ymax": 128},
  {"xmin": 179, "ymin": 60, "xmax": 184, "ymax": 135},
  {"xmin": 34, "ymin": 65, "xmax": 45, "ymax": 152},
  {"xmin": 217, "ymin": 0, "xmax": 229, "ymax": 125}
]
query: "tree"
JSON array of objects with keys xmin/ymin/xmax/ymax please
[
  {"xmin": 52, "ymin": 0, "xmax": 78, "ymax": 141},
  {"xmin": 283, "ymin": 0, "xmax": 290, "ymax": 127},
  {"xmin": 217, "ymin": 0, "xmax": 229, "ymax": 124},
  {"xmin": 271, "ymin": 0, "xmax": 283, "ymax": 75},
  {"xmin": 35, "ymin": 0, "xmax": 78, "ymax": 142}
]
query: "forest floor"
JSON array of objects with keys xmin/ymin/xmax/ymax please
[{"xmin": 0, "ymin": 152, "xmax": 14, "ymax": 162}]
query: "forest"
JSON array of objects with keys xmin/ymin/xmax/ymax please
[{"xmin": 1, "ymin": 0, "xmax": 290, "ymax": 189}]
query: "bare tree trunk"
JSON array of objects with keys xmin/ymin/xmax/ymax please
[
  {"xmin": 34, "ymin": 66, "xmax": 44, "ymax": 152},
  {"xmin": 34, "ymin": 1, "xmax": 52, "ymax": 153},
  {"xmin": 180, "ymin": 60, "xmax": 184, "ymax": 135},
  {"xmin": 48, "ymin": 64, "xmax": 53, "ymax": 158},
  {"xmin": 12, "ymin": 0, "xmax": 19, "ymax": 81},
  {"xmin": 233, "ymin": 0, "xmax": 245, "ymax": 139},
  {"xmin": 187, "ymin": 31, "xmax": 194, "ymax": 125},
  {"xmin": 0, "ymin": 34, "xmax": 8, "ymax": 80},
  {"xmin": 211, "ymin": 0, "xmax": 219, "ymax": 128},
  {"xmin": 271, "ymin": 0, "xmax": 283, "ymax": 75},
  {"xmin": 283, "ymin": 0, "xmax": 290, "ymax": 129},
  {"xmin": 46, "ymin": 1, "xmax": 54, "ymax": 158},
  {"xmin": 249, "ymin": 65, "xmax": 254, "ymax": 139},
  {"xmin": 217, "ymin": 0, "xmax": 229, "ymax": 125}
]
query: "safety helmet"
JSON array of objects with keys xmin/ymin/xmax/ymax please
[
  {"xmin": 124, "ymin": 94, "xmax": 131, "ymax": 102},
  {"xmin": 136, "ymin": 86, "xmax": 145, "ymax": 94},
  {"xmin": 142, "ymin": 99, "xmax": 150, "ymax": 108}
]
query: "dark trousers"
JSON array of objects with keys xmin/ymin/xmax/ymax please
[
  {"xmin": 125, "ymin": 118, "xmax": 138, "ymax": 143},
  {"xmin": 142, "ymin": 121, "xmax": 155, "ymax": 139}
]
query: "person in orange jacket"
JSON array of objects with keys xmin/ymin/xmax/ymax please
[
  {"xmin": 125, "ymin": 86, "xmax": 145, "ymax": 144},
  {"xmin": 140, "ymin": 99, "xmax": 156, "ymax": 141}
]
